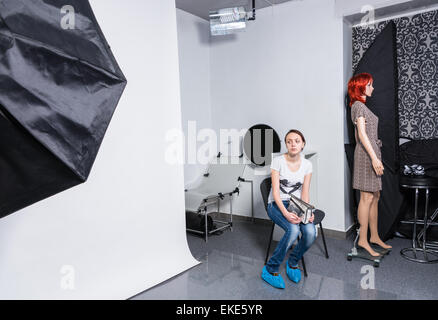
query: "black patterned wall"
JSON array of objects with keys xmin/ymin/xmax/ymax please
[{"xmin": 352, "ymin": 10, "xmax": 438, "ymax": 140}]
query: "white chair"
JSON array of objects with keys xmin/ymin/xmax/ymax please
[{"xmin": 185, "ymin": 156, "xmax": 246, "ymax": 242}]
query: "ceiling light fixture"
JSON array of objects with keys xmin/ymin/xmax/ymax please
[{"xmin": 209, "ymin": 0, "xmax": 256, "ymax": 36}]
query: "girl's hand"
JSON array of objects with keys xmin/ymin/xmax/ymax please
[
  {"xmin": 285, "ymin": 211, "xmax": 302, "ymax": 224},
  {"xmin": 372, "ymin": 158, "xmax": 384, "ymax": 176},
  {"xmin": 309, "ymin": 213, "xmax": 315, "ymax": 223}
]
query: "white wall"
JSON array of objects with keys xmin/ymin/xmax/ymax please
[
  {"xmin": 176, "ymin": 9, "xmax": 213, "ymax": 188},
  {"xmin": 0, "ymin": 0, "xmax": 198, "ymax": 299},
  {"xmin": 209, "ymin": 0, "xmax": 347, "ymax": 232},
  {"xmin": 343, "ymin": 19, "xmax": 354, "ymax": 231}
]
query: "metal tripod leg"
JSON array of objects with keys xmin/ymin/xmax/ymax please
[
  {"xmin": 352, "ymin": 226, "xmax": 360, "ymax": 255},
  {"xmin": 204, "ymin": 207, "xmax": 208, "ymax": 243}
]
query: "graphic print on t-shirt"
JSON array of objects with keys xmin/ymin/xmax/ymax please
[
  {"xmin": 279, "ymin": 179, "xmax": 303, "ymax": 214},
  {"xmin": 279, "ymin": 179, "xmax": 302, "ymax": 195},
  {"xmin": 267, "ymin": 154, "xmax": 312, "ymax": 204}
]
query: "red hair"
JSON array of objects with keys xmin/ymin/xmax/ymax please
[{"xmin": 347, "ymin": 73, "xmax": 373, "ymax": 106}]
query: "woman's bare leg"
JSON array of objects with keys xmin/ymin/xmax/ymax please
[
  {"xmin": 357, "ymin": 191, "xmax": 380, "ymax": 256},
  {"xmin": 369, "ymin": 191, "xmax": 392, "ymax": 249}
]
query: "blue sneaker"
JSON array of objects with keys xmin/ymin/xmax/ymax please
[
  {"xmin": 286, "ymin": 263, "xmax": 301, "ymax": 283},
  {"xmin": 261, "ymin": 266, "xmax": 285, "ymax": 289}
]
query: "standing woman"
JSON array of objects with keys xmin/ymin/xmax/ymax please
[
  {"xmin": 261, "ymin": 129, "xmax": 316, "ymax": 289},
  {"xmin": 348, "ymin": 73, "xmax": 392, "ymax": 257}
]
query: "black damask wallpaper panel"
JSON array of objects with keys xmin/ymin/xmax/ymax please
[{"xmin": 352, "ymin": 10, "xmax": 438, "ymax": 140}]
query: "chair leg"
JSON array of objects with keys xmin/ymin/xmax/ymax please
[
  {"xmin": 319, "ymin": 222, "xmax": 329, "ymax": 259},
  {"xmin": 296, "ymin": 234, "xmax": 308, "ymax": 277},
  {"xmin": 301, "ymin": 255, "xmax": 308, "ymax": 277},
  {"xmin": 264, "ymin": 222, "xmax": 275, "ymax": 265}
]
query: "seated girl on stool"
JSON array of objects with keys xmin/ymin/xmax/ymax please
[{"xmin": 261, "ymin": 129, "xmax": 316, "ymax": 289}]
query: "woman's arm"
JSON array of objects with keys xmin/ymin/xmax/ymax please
[
  {"xmin": 356, "ymin": 117, "xmax": 378, "ymax": 160},
  {"xmin": 356, "ymin": 117, "xmax": 384, "ymax": 176},
  {"xmin": 301, "ymin": 173, "xmax": 312, "ymax": 203},
  {"xmin": 301, "ymin": 173, "xmax": 314, "ymax": 223},
  {"xmin": 271, "ymin": 169, "xmax": 289, "ymax": 216},
  {"xmin": 271, "ymin": 169, "xmax": 301, "ymax": 224}
]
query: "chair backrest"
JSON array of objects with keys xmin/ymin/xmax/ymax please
[{"xmin": 260, "ymin": 177, "xmax": 272, "ymax": 211}]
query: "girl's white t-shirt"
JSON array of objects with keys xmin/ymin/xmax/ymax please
[{"xmin": 267, "ymin": 154, "xmax": 313, "ymax": 203}]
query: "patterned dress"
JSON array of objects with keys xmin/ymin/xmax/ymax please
[{"xmin": 351, "ymin": 101, "xmax": 382, "ymax": 192}]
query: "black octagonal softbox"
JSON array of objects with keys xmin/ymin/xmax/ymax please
[{"xmin": 0, "ymin": 0, "xmax": 127, "ymax": 218}]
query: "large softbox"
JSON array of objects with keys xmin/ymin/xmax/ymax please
[
  {"xmin": 0, "ymin": 0, "xmax": 127, "ymax": 218},
  {"xmin": 346, "ymin": 22, "xmax": 403, "ymax": 240}
]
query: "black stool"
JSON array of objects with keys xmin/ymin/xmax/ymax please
[
  {"xmin": 400, "ymin": 175, "xmax": 438, "ymax": 263},
  {"xmin": 260, "ymin": 178, "xmax": 329, "ymax": 277}
]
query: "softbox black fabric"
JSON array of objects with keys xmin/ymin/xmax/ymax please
[
  {"xmin": 346, "ymin": 22, "xmax": 402, "ymax": 240},
  {"xmin": 400, "ymin": 139, "xmax": 438, "ymax": 178},
  {"xmin": 352, "ymin": 22, "xmax": 399, "ymax": 172},
  {"xmin": 0, "ymin": 0, "xmax": 127, "ymax": 219}
]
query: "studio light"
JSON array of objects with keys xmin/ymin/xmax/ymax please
[{"xmin": 209, "ymin": 0, "xmax": 256, "ymax": 36}]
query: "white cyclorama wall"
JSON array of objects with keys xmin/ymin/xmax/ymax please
[
  {"xmin": 0, "ymin": 0, "xmax": 198, "ymax": 299},
  {"xmin": 209, "ymin": 0, "xmax": 347, "ymax": 232},
  {"xmin": 176, "ymin": 9, "xmax": 213, "ymax": 189}
]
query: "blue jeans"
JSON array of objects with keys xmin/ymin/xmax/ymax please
[{"xmin": 266, "ymin": 200, "xmax": 316, "ymax": 274}]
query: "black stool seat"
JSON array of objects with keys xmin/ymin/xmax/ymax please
[{"xmin": 400, "ymin": 175, "xmax": 438, "ymax": 188}]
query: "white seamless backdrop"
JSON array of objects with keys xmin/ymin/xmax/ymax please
[{"xmin": 0, "ymin": 0, "xmax": 198, "ymax": 299}]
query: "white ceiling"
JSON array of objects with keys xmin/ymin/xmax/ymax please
[
  {"xmin": 175, "ymin": 0, "xmax": 438, "ymax": 23},
  {"xmin": 175, "ymin": 0, "xmax": 294, "ymax": 21}
]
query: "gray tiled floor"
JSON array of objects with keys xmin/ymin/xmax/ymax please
[{"xmin": 132, "ymin": 220, "xmax": 438, "ymax": 300}]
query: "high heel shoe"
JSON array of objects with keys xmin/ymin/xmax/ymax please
[
  {"xmin": 357, "ymin": 244, "xmax": 382, "ymax": 258},
  {"xmin": 370, "ymin": 242, "xmax": 391, "ymax": 255}
]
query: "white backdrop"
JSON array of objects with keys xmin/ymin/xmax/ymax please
[
  {"xmin": 209, "ymin": 0, "xmax": 347, "ymax": 232},
  {"xmin": 176, "ymin": 9, "xmax": 212, "ymax": 189},
  {"xmin": 0, "ymin": 0, "xmax": 198, "ymax": 299}
]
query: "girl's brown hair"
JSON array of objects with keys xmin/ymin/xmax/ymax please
[{"xmin": 284, "ymin": 129, "xmax": 306, "ymax": 147}]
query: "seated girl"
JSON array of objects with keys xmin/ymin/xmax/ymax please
[{"xmin": 261, "ymin": 129, "xmax": 316, "ymax": 289}]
